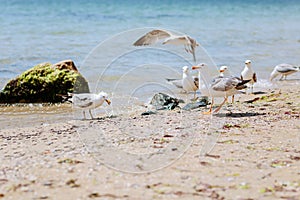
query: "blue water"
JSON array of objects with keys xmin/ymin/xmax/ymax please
[{"xmin": 1, "ymin": 0, "xmax": 300, "ymax": 89}]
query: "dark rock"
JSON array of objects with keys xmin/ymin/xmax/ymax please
[
  {"xmin": 182, "ymin": 97, "xmax": 208, "ymax": 111},
  {"xmin": 150, "ymin": 93, "xmax": 183, "ymax": 110},
  {"xmin": 0, "ymin": 60, "xmax": 89, "ymax": 103}
]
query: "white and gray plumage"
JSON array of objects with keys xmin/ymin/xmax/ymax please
[
  {"xmin": 166, "ymin": 78, "xmax": 183, "ymax": 89},
  {"xmin": 270, "ymin": 63, "xmax": 299, "ymax": 81},
  {"xmin": 192, "ymin": 64, "xmax": 249, "ymax": 114},
  {"xmin": 182, "ymin": 66, "xmax": 199, "ymax": 99},
  {"xmin": 166, "ymin": 66, "xmax": 199, "ymax": 99},
  {"xmin": 241, "ymin": 60, "xmax": 257, "ymax": 94},
  {"xmin": 133, "ymin": 29, "xmax": 199, "ymax": 62},
  {"xmin": 218, "ymin": 65, "xmax": 228, "ymax": 77},
  {"xmin": 71, "ymin": 92, "xmax": 111, "ymax": 119}
]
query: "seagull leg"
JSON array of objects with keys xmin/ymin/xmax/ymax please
[
  {"xmin": 244, "ymin": 87, "xmax": 248, "ymax": 95},
  {"xmin": 89, "ymin": 109, "xmax": 94, "ymax": 119},
  {"xmin": 202, "ymin": 97, "xmax": 214, "ymax": 115},
  {"xmin": 279, "ymin": 75, "xmax": 284, "ymax": 81},
  {"xmin": 83, "ymin": 110, "xmax": 86, "ymax": 120},
  {"xmin": 251, "ymin": 84, "xmax": 254, "ymax": 94},
  {"xmin": 232, "ymin": 95, "xmax": 235, "ymax": 104},
  {"xmin": 213, "ymin": 97, "xmax": 228, "ymax": 113},
  {"xmin": 192, "ymin": 91, "xmax": 198, "ymax": 101}
]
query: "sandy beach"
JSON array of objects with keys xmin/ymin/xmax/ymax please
[{"xmin": 0, "ymin": 82, "xmax": 299, "ymax": 200}]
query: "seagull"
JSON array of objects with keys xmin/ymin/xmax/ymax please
[
  {"xmin": 133, "ymin": 29, "xmax": 199, "ymax": 62},
  {"xmin": 71, "ymin": 92, "xmax": 111, "ymax": 119},
  {"xmin": 166, "ymin": 66, "xmax": 199, "ymax": 99},
  {"xmin": 241, "ymin": 60, "xmax": 257, "ymax": 94},
  {"xmin": 182, "ymin": 66, "xmax": 199, "ymax": 99},
  {"xmin": 218, "ymin": 65, "xmax": 228, "ymax": 78},
  {"xmin": 218, "ymin": 65, "xmax": 240, "ymax": 104},
  {"xmin": 192, "ymin": 64, "xmax": 249, "ymax": 114},
  {"xmin": 166, "ymin": 78, "xmax": 183, "ymax": 89},
  {"xmin": 217, "ymin": 65, "xmax": 236, "ymax": 103},
  {"xmin": 270, "ymin": 63, "xmax": 300, "ymax": 81}
]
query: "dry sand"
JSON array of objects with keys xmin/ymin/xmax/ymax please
[{"xmin": 0, "ymin": 83, "xmax": 299, "ymax": 200}]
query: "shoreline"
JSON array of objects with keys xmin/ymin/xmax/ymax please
[{"xmin": 0, "ymin": 82, "xmax": 299, "ymax": 199}]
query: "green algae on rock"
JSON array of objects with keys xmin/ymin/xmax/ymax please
[{"xmin": 0, "ymin": 60, "xmax": 89, "ymax": 103}]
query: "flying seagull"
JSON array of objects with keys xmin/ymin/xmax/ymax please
[
  {"xmin": 241, "ymin": 60, "xmax": 257, "ymax": 94},
  {"xmin": 71, "ymin": 92, "xmax": 111, "ymax": 119},
  {"xmin": 133, "ymin": 29, "xmax": 199, "ymax": 62},
  {"xmin": 270, "ymin": 63, "xmax": 299, "ymax": 81}
]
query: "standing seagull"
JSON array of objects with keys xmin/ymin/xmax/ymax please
[
  {"xmin": 71, "ymin": 92, "xmax": 111, "ymax": 119},
  {"xmin": 241, "ymin": 60, "xmax": 257, "ymax": 94},
  {"xmin": 133, "ymin": 29, "xmax": 199, "ymax": 62},
  {"xmin": 182, "ymin": 66, "xmax": 199, "ymax": 99},
  {"xmin": 270, "ymin": 63, "xmax": 300, "ymax": 81},
  {"xmin": 192, "ymin": 64, "xmax": 249, "ymax": 114}
]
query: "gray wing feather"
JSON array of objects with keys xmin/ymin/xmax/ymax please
[
  {"xmin": 166, "ymin": 78, "xmax": 183, "ymax": 89},
  {"xmin": 73, "ymin": 95, "xmax": 94, "ymax": 108},
  {"xmin": 276, "ymin": 64, "xmax": 298, "ymax": 73},
  {"xmin": 133, "ymin": 29, "xmax": 171, "ymax": 46},
  {"xmin": 212, "ymin": 77, "xmax": 243, "ymax": 91}
]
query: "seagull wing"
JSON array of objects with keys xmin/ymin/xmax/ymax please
[
  {"xmin": 253, "ymin": 73, "xmax": 257, "ymax": 82},
  {"xmin": 133, "ymin": 29, "xmax": 171, "ymax": 46},
  {"xmin": 166, "ymin": 78, "xmax": 183, "ymax": 89},
  {"xmin": 176, "ymin": 36, "xmax": 198, "ymax": 62},
  {"xmin": 276, "ymin": 64, "xmax": 299, "ymax": 73},
  {"xmin": 212, "ymin": 78, "xmax": 235, "ymax": 91},
  {"xmin": 212, "ymin": 77, "xmax": 249, "ymax": 92},
  {"xmin": 193, "ymin": 76, "xmax": 199, "ymax": 89},
  {"xmin": 73, "ymin": 94, "xmax": 94, "ymax": 108}
]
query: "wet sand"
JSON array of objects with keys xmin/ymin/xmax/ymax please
[{"xmin": 0, "ymin": 83, "xmax": 299, "ymax": 200}]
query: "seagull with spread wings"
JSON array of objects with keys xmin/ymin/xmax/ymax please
[{"xmin": 133, "ymin": 29, "xmax": 199, "ymax": 62}]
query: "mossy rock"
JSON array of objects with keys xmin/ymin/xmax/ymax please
[{"xmin": 0, "ymin": 60, "xmax": 89, "ymax": 103}]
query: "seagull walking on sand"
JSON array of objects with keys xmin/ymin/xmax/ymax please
[
  {"xmin": 192, "ymin": 64, "xmax": 249, "ymax": 114},
  {"xmin": 133, "ymin": 29, "xmax": 199, "ymax": 62},
  {"xmin": 270, "ymin": 64, "xmax": 300, "ymax": 81},
  {"xmin": 71, "ymin": 92, "xmax": 111, "ymax": 119},
  {"xmin": 241, "ymin": 60, "xmax": 257, "ymax": 94}
]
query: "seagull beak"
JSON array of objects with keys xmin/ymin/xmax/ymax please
[
  {"xmin": 219, "ymin": 69, "xmax": 225, "ymax": 73},
  {"xmin": 105, "ymin": 99, "xmax": 111, "ymax": 105},
  {"xmin": 192, "ymin": 66, "xmax": 200, "ymax": 70}
]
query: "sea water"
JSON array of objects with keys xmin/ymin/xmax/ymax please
[{"xmin": 0, "ymin": 0, "xmax": 300, "ymax": 126}]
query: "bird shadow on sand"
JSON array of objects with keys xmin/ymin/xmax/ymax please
[
  {"xmin": 214, "ymin": 112, "xmax": 266, "ymax": 118},
  {"xmin": 79, "ymin": 115, "xmax": 117, "ymax": 121},
  {"xmin": 239, "ymin": 91, "xmax": 267, "ymax": 95},
  {"xmin": 277, "ymin": 78, "xmax": 300, "ymax": 81},
  {"xmin": 253, "ymin": 91, "xmax": 267, "ymax": 95}
]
